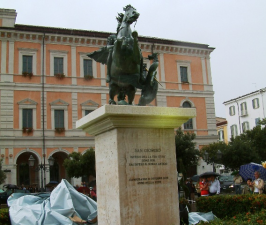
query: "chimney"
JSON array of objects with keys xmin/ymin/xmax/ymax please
[{"xmin": 0, "ymin": 9, "xmax": 17, "ymax": 27}]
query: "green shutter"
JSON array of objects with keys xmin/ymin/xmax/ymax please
[
  {"xmin": 22, "ymin": 55, "xmax": 33, "ymax": 73},
  {"xmin": 55, "ymin": 110, "xmax": 64, "ymax": 128},
  {"xmin": 23, "ymin": 109, "xmax": 33, "ymax": 128},
  {"xmin": 54, "ymin": 57, "xmax": 63, "ymax": 75},
  {"xmin": 180, "ymin": 66, "xmax": 188, "ymax": 82},
  {"xmin": 84, "ymin": 59, "xmax": 93, "ymax": 76}
]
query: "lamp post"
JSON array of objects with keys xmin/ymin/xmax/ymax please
[
  {"xmin": 28, "ymin": 155, "xmax": 55, "ymax": 191},
  {"xmin": 203, "ymin": 150, "xmax": 222, "ymax": 172}
]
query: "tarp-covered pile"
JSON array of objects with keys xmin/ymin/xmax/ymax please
[{"xmin": 8, "ymin": 179, "xmax": 97, "ymax": 225}]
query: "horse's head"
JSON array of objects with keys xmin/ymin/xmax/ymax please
[{"xmin": 123, "ymin": 5, "xmax": 139, "ymax": 24}]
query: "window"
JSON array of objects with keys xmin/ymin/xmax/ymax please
[
  {"xmin": 49, "ymin": 50, "xmax": 68, "ymax": 77},
  {"xmin": 81, "ymin": 100, "xmax": 99, "ymax": 117},
  {"xmin": 54, "ymin": 110, "xmax": 64, "ymax": 128},
  {"xmin": 180, "ymin": 66, "xmax": 188, "ymax": 83},
  {"xmin": 229, "ymin": 106, "xmax": 235, "ymax": 116},
  {"xmin": 84, "ymin": 59, "xmax": 93, "ymax": 77},
  {"xmin": 22, "ymin": 55, "xmax": 33, "ymax": 73},
  {"xmin": 230, "ymin": 124, "xmax": 238, "ymax": 138},
  {"xmin": 218, "ymin": 130, "xmax": 224, "ymax": 141},
  {"xmin": 255, "ymin": 118, "xmax": 260, "ymax": 126},
  {"xmin": 22, "ymin": 109, "xmax": 33, "ymax": 128},
  {"xmin": 18, "ymin": 48, "xmax": 37, "ymax": 75},
  {"xmin": 54, "ymin": 57, "xmax": 64, "ymax": 75},
  {"xmin": 176, "ymin": 60, "xmax": 192, "ymax": 90},
  {"xmin": 252, "ymin": 98, "xmax": 260, "ymax": 109},
  {"xmin": 242, "ymin": 121, "xmax": 249, "ymax": 132},
  {"xmin": 50, "ymin": 99, "xmax": 69, "ymax": 130},
  {"xmin": 85, "ymin": 110, "xmax": 94, "ymax": 116},
  {"xmin": 18, "ymin": 98, "xmax": 37, "ymax": 130},
  {"xmin": 240, "ymin": 102, "xmax": 248, "ymax": 116},
  {"xmin": 182, "ymin": 101, "xmax": 193, "ymax": 129}
]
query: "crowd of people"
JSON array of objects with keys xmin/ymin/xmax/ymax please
[{"xmin": 184, "ymin": 171, "xmax": 264, "ymax": 200}]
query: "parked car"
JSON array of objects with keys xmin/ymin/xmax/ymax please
[{"xmin": 219, "ymin": 175, "xmax": 235, "ymax": 193}]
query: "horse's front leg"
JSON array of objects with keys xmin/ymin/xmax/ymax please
[
  {"xmin": 109, "ymin": 82, "xmax": 120, "ymax": 105},
  {"xmin": 126, "ymin": 85, "xmax": 137, "ymax": 105}
]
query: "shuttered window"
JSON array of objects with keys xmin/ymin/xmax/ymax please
[
  {"xmin": 22, "ymin": 55, "xmax": 33, "ymax": 73},
  {"xmin": 230, "ymin": 124, "xmax": 238, "ymax": 138},
  {"xmin": 54, "ymin": 57, "xmax": 63, "ymax": 75},
  {"xmin": 84, "ymin": 59, "xmax": 93, "ymax": 77},
  {"xmin": 22, "ymin": 109, "xmax": 33, "ymax": 128},
  {"xmin": 252, "ymin": 98, "xmax": 260, "ymax": 109},
  {"xmin": 54, "ymin": 110, "xmax": 64, "ymax": 128},
  {"xmin": 180, "ymin": 66, "xmax": 188, "ymax": 83},
  {"xmin": 229, "ymin": 106, "xmax": 235, "ymax": 116},
  {"xmin": 242, "ymin": 121, "xmax": 249, "ymax": 132}
]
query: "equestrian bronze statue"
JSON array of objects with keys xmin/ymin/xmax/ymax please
[{"xmin": 87, "ymin": 5, "xmax": 159, "ymax": 106}]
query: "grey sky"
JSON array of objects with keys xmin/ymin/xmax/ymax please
[{"xmin": 1, "ymin": 0, "xmax": 266, "ymax": 117}]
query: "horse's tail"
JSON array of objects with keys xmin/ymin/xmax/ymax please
[{"xmin": 138, "ymin": 61, "xmax": 159, "ymax": 106}]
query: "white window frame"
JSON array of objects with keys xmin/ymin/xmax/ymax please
[
  {"xmin": 79, "ymin": 53, "xmax": 97, "ymax": 78},
  {"xmin": 49, "ymin": 50, "xmax": 68, "ymax": 76},
  {"xmin": 242, "ymin": 121, "xmax": 249, "ymax": 132},
  {"xmin": 18, "ymin": 48, "xmax": 38, "ymax": 75},
  {"xmin": 81, "ymin": 100, "xmax": 99, "ymax": 117},
  {"xmin": 50, "ymin": 99, "xmax": 69, "ymax": 130},
  {"xmin": 229, "ymin": 106, "xmax": 235, "ymax": 116},
  {"xmin": 18, "ymin": 98, "xmax": 37, "ymax": 130},
  {"xmin": 230, "ymin": 124, "xmax": 238, "ymax": 138},
  {"xmin": 252, "ymin": 98, "xmax": 260, "ymax": 109},
  {"xmin": 176, "ymin": 60, "xmax": 192, "ymax": 84}
]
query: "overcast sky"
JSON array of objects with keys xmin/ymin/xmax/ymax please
[{"xmin": 1, "ymin": 0, "xmax": 266, "ymax": 117}]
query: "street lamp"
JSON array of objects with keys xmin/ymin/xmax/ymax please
[
  {"xmin": 203, "ymin": 150, "xmax": 222, "ymax": 172},
  {"xmin": 28, "ymin": 155, "xmax": 55, "ymax": 191}
]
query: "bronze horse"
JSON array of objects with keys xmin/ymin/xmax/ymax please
[{"xmin": 87, "ymin": 5, "xmax": 159, "ymax": 106}]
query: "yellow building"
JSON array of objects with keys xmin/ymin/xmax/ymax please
[
  {"xmin": 216, "ymin": 117, "xmax": 228, "ymax": 144},
  {"xmin": 0, "ymin": 9, "xmax": 217, "ymax": 188}
]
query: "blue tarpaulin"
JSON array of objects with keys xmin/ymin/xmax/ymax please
[{"xmin": 8, "ymin": 179, "xmax": 97, "ymax": 225}]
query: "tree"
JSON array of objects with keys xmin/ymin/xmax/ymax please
[
  {"xmin": 175, "ymin": 128, "xmax": 201, "ymax": 198},
  {"xmin": 0, "ymin": 159, "xmax": 7, "ymax": 185},
  {"xmin": 175, "ymin": 128, "xmax": 201, "ymax": 177},
  {"xmin": 63, "ymin": 148, "xmax": 95, "ymax": 179},
  {"xmin": 202, "ymin": 121, "xmax": 266, "ymax": 171}
]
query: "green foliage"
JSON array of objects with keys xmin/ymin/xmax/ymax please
[
  {"xmin": 0, "ymin": 159, "xmax": 7, "ymax": 185},
  {"xmin": 196, "ymin": 194, "xmax": 266, "ymax": 219},
  {"xmin": 175, "ymin": 128, "xmax": 200, "ymax": 176},
  {"xmin": 202, "ymin": 123, "xmax": 266, "ymax": 171},
  {"xmin": 198, "ymin": 209, "xmax": 266, "ymax": 225},
  {"xmin": 63, "ymin": 148, "xmax": 95, "ymax": 179},
  {"xmin": 0, "ymin": 208, "xmax": 11, "ymax": 225}
]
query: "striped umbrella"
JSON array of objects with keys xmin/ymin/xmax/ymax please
[{"xmin": 239, "ymin": 162, "xmax": 266, "ymax": 181}]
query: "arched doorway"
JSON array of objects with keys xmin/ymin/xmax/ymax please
[
  {"xmin": 16, "ymin": 152, "xmax": 39, "ymax": 187},
  {"xmin": 49, "ymin": 151, "xmax": 69, "ymax": 183}
]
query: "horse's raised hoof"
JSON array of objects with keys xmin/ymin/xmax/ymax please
[{"xmin": 109, "ymin": 99, "xmax": 116, "ymax": 105}]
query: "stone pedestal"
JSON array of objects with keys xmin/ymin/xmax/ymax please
[{"xmin": 76, "ymin": 105, "xmax": 196, "ymax": 225}]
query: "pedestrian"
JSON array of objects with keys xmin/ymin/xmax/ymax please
[
  {"xmin": 195, "ymin": 181, "xmax": 201, "ymax": 197},
  {"xmin": 234, "ymin": 173, "xmax": 243, "ymax": 194},
  {"xmin": 208, "ymin": 175, "xmax": 220, "ymax": 196},
  {"xmin": 252, "ymin": 171, "xmax": 264, "ymax": 194},
  {"xmin": 242, "ymin": 178, "xmax": 253, "ymax": 194},
  {"xmin": 199, "ymin": 177, "xmax": 209, "ymax": 197},
  {"xmin": 185, "ymin": 178, "xmax": 192, "ymax": 200}
]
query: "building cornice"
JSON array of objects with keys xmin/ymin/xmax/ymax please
[{"xmin": 0, "ymin": 25, "xmax": 214, "ymax": 56}]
